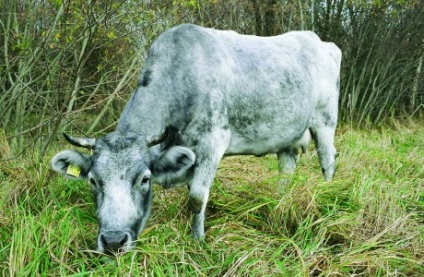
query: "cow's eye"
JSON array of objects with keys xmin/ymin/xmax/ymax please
[
  {"xmin": 141, "ymin": 176, "xmax": 150, "ymax": 185},
  {"xmin": 89, "ymin": 178, "xmax": 96, "ymax": 186}
]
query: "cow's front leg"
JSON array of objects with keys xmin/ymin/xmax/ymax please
[
  {"xmin": 188, "ymin": 164, "xmax": 216, "ymax": 239},
  {"xmin": 187, "ymin": 130, "xmax": 229, "ymax": 239}
]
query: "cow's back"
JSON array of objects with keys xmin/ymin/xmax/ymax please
[
  {"xmin": 200, "ymin": 26, "xmax": 340, "ymax": 155},
  {"xmin": 118, "ymin": 24, "xmax": 341, "ymax": 156}
]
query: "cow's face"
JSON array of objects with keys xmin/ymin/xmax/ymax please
[{"xmin": 51, "ymin": 131, "xmax": 195, "ymax": 254}]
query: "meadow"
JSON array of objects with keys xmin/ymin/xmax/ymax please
[{"xmin": 1, "ymin": 119, "xmax": 423, "ymax": 276}]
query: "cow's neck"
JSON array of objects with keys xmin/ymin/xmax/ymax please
[{"xmin": 116, "ymin": 86, "xmax": 169, "ymax": 137}]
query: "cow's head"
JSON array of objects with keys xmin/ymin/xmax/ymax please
[{"xmin": 51, "ymin": 130, "xmax": 195, "ymax": 254}]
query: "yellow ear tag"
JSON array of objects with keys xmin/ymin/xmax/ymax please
[{"xmin": 66, "ymin": 165, "xmax": 81, "ymax": 177}]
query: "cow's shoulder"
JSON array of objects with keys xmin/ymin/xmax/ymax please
[
  {"xmin": 153, "ymin": 24, "xmax": 210, "ymax": 47},
  {"xmin": 285, "ymin": 30, "xmax": 320, "ymax": 39}
]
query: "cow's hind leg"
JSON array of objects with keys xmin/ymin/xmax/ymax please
[
  {"xmin": 312, "ymin": 81, "xmax": 339, "ymax": 181},
  {"xmin": 277, "ymin": 147, "xmax": 299, "ymax": 175},
  {"xmin": 277, "ymin": 129, "xmax": 310, "ymax": 178},
  {"xmin": 311, "ymin": 125, "xmax": 337, "ymax": 181},
  {"xmin": 188, "ymin": 130, "xmax": 229, "ymax": 239}
]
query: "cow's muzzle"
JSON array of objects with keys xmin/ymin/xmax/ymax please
[{"xmin": 98, "ymin": 231, "xmax": 134, "ymax": 254}]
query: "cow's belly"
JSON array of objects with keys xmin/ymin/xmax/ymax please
[
  {"xmin": 225, "ymin": 136, "xmax": 285, "ymax": 156},
  {"xmin": 225, "ymin": 123, "xmax": 307, "ymax": 156}
]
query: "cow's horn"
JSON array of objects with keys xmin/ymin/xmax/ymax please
[
  {"xmin": 63, "ymin": 133, "xmax": 96, "ymax": 149},
  {"xmin": 146, "ymin": 128, "xmax": 169, "ymax": 147}
]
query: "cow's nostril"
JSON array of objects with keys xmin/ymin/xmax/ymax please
[
  {"xmin": 100, "ymin": 233, "xmax": 109, "ymax": 249},
  {"xmin": 120, "ymin": 234, "xmax": 128, "ymax": 246}
]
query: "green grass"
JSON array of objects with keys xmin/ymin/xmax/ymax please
[{"xmin": 1, "ymin": 121, "xmax": 424, "ymax": 276}]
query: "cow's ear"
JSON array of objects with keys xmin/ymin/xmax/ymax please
[
  {"xmin": 51, "ymin": 150, "xmax": 92, "ymax": 180},
  {"xmin": 152, "ymin": 146, "xmax": 196, "ymax": 185}
]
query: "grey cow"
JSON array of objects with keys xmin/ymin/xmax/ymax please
[{"xmin": 51, "ymin": 24, "xmax": 342, "ymax": 253}]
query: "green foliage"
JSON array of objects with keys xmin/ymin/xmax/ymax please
[{"xmin": 0, "ymin": 0, "xmax": 146, "ymax": 157}]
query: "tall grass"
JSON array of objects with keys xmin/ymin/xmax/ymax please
[
  {"xmin": 340, "ymin": 16, "xmax": 422, "ymax": 125},
  {"xmin": 1, "ymin": 121, "xmax": 423, "ymax": 276}
]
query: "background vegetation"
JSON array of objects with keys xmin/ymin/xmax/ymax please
[
  {"xmin": 0, "ymin": 0, "xmax": 423, "ymax": 156},
  {"xmin": 0, "ymin": 0, "xmax": 423, "ymax": 276}
]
